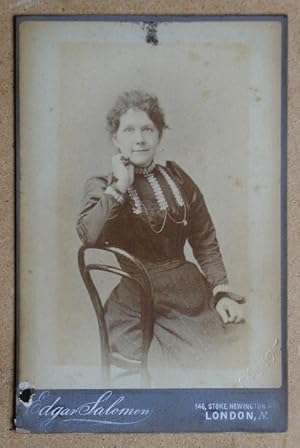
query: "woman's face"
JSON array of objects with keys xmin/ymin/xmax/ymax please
[{"xmin": 112, "ymin": 108, "xmax": 160, "ymax": 167}]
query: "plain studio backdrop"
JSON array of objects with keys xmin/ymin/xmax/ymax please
[{"xmin": 19, "ymin": 19, "xmax": 282, "ymax": 388}]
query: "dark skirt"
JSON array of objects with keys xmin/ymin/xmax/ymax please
[{"xmin": 104, "ymin": 259, "xmax": 244, "ymax": 372}]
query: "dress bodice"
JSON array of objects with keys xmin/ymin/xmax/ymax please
[
  {"xmin": 77, "ymin": 160, "xmax": 228, "ymax": 288},
  {"xmin": 100, "ymin": 163, "xmax": 189, "ymax": 262}
]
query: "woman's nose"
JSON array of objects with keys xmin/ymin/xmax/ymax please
[{"xmin": 134, "ymin": 129, "xmax": 145, "ymax": 144}]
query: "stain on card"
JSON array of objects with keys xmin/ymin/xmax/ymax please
[{"xmin": 141, "ymin": 22, "xmax": 159, "ymax": 46}]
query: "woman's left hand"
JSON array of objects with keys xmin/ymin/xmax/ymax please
[{"xmin": 215, "ymin": 297, "xmax": 245, "ymax": 324}]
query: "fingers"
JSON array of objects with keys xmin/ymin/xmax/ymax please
[
  {"xmin": 120, "ymin": 155, "xmax": 131, "ymax": 166},
  {"xmin": 226, "ymin": 310, "xmax": 245, "ymax": 324},
  {"xmin": 113, "ymin": 154, "xmax": 130, "ymax": 164},
  {"xmin": 234, "ymin": 315, "xmax": 245, "ymax": 324},
  {"xmin": 216, "ymin": 301, "xmax": 245, "ymax": 325},
  {"xmin": 215, "ymin": 304, "xmax": 229, "ymax": 324},
  {"xmin": 226, "ymin": 312, "xmax": 237, "ymax": 324}
]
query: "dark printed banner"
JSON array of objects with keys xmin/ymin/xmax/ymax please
[{"xmin": 16, "ymin": 388, "xmax": 287, "ymax": 433}]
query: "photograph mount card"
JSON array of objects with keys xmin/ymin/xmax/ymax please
[{"xmin": 15, "ymin": 15, "xmax": 287, "ymax": 433}]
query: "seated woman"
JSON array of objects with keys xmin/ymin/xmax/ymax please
[{"xmin": 76, "ymin": 90, "xmax": 245, "ymax": 375}]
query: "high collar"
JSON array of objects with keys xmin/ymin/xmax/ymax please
[{"xmin": 134, "ymin": 159, "xmax": 156, "ymax": 176}]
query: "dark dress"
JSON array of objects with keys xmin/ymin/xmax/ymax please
[{"xmin": 77, "ymin": 161, "xmax": 238, "ymax": 370}]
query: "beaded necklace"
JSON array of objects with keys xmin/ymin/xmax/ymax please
[
  {"xmin": 127, "ymin": 163, "xmax": 187, "ymax": 233},
  {"xmin": 134, "ymin": 159, "xmax": 156, "ymax": 176}
]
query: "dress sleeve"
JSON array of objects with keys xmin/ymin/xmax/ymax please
[
  {"xmin": 167, "ymin": 161, "xmax": 228, "ymax": 289},
  {"xmin": 76, "ymin": 175, "xmax": 125, "ymax": 245}
]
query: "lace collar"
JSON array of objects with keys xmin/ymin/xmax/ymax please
[{"xmin": 134, "ymin": 159, "xmax": 156, "ymax": 176}]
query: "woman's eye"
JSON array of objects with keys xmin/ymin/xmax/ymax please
[
  {"xmin": 143, "ymin": 126, "xmax": 154, "ymax": 132},
  {"xmin": 124, "ymin": 126, "xmax": 134, "ymax": 132}
]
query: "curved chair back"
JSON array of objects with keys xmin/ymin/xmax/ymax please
[{"xmin": 78, "ymin": 245, "xmax": 154, "ymax": 386}]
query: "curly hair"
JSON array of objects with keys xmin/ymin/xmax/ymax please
[{"xmin": 106, "ymin": 90, "xmax": 168, "ymax": 138}]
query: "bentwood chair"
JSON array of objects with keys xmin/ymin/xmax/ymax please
[{"xmin": 78, "ymin": 244, "xmax": 154, "ymax": 387}]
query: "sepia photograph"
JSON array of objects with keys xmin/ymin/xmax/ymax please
[{"xmin": 15, "ymin": 15, "xmax": 287, "ymax": 432}]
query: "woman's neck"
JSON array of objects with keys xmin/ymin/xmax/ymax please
[{"xmin": 134, "ymin": 159, "xmax": 156, "ymax": 175}]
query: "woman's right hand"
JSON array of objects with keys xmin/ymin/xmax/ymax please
[{"xmin": 112, "ymin": 154, "xmax": 134, "ymax": 193}]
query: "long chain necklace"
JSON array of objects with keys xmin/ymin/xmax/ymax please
[{"xmin": 127, "ymin": 165, "xmax": 188, "ymax": 233}]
